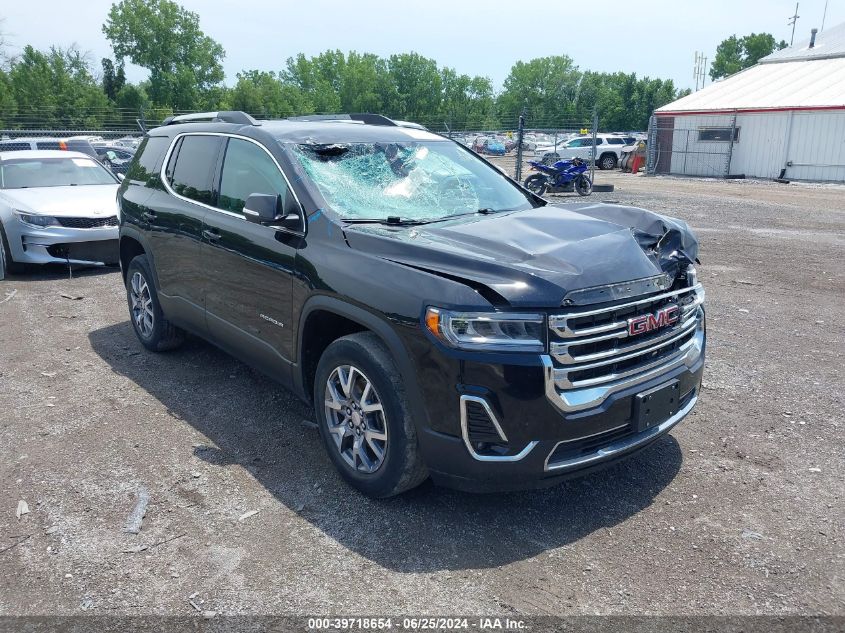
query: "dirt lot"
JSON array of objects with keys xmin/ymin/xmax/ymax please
[{"xmin": 0, "ymin": 173, "xmax": 842, "ymax": 618}]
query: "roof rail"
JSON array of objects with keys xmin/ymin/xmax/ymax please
[
  {"xmin": 161, "ymin": 111, "xmax": 259, "ymax": 126},
  {"xmin": 286, "ymin": 113, "xmax": 398, "ymax": 127}
]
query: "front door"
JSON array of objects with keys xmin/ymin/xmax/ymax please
[{"xmin": 201, "ymin": 136, "xmax": 300, "ymax": 379}]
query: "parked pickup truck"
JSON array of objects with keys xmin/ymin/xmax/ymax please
[{"xmin": 117, "ymin": 111, "xmax": 705, "ymax": 497}]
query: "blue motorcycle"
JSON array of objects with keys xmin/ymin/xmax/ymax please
[{"xmin": 523, "ymin": 157, "xmax": 592, "ymax": 196}]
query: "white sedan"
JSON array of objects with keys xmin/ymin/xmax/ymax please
[{"xmin": 0, "ymin": 150, "xmax": 121, "ymax": 278}]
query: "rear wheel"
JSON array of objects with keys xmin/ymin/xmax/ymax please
[
  {"xmin": 599, "ymin": 153, "xmax": 617, "ymax": 170},
  {"xmin": 314, "ymin": 332, "xmax": 427, "ymax": 498},
  {"xmin": 523, "ymin": 173, "xmax": 548, "ymax": 196},
  {"xmin": 125, "ymin": 255, "xmax": 185, "ymax": 352}
]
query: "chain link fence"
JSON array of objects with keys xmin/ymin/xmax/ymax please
[{"xmin": 0, "ymin": 106, "xmax": 621, "ymax": 184}]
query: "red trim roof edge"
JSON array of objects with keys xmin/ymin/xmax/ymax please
[{"xmin": 655, "ymin": 105, "xmax": 845, "ymax": 116}]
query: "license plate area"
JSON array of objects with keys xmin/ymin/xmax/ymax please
[{"xmin": 633, "ymin": 379, "xmax": 680, "ymax": 433}]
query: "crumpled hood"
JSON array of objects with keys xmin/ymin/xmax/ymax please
[
  {"xmin": 0, "ymin": 185, "xmax": 119, "ymax": 217},
  {"xmin": 343, "ymin": 203, "xmax": 699, "ymax": 307}
]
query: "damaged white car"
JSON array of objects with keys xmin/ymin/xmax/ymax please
[{"xmin": 0, "ymin": 150, "xmax": 121, "ymax": 278}]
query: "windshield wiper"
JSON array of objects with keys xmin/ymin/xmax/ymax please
[{"xmin": 342, "ymin": 216, "xmax": 430, "ymax": 226}]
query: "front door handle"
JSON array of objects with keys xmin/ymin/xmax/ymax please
[
  {"xmin": 202, "ymin": 228, "xmax": 221, "ymax": 243},
  {"xmin": 141, "ymin": 209, "xmax": 156, "ymax": 221}
]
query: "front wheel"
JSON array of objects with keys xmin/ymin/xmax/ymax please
[
  {"xmin": 523, "ymin": 173, "xmax": 548, "ymax": 196},
  {"xmin": 314, "ymin": 332, "xmax": 428, "ymax": 498},
  {"xmin": 575, "ymin": 175, "xmax": 593, "ymax": 196},
  {"xmin": 0, "ymin": 223, "xmax": 24, "ymax": 278},
  {"xmin": 599, "ymin": 153, "xmax": 617, "ymax": 170}
]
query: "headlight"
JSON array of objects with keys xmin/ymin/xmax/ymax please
[
  {"xmin": 15, "ymin": 211, "xmax": 59, "ymax": 228},
  {"xmin": 425, "ymin": 307, "xmax": 545, "ymax": 352}
]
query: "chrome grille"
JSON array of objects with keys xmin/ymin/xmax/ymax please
[
  {"xmin": 56, "ymin": 216, "xmax": 118, "ymax": 229},
  {"xmin": 545, "ymin": 283, "xmax": 705, "ymax": 411}
]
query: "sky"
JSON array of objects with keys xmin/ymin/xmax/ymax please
[{"xmin": 2, "ymin": 0, "xmax": 843, "ymax": 91}]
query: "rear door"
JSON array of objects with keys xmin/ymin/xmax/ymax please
[
  {"xmin": 201, "ymin": 136, "xmax": 302, "ymax": 377},
  {"xmin": 150, "ymin": 133, "xmax": 224, "ymax": 330}
]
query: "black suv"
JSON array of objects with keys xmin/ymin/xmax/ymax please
[{"xmin": 117, "ymin": 111, "xmax": 705, "ymax": 497}]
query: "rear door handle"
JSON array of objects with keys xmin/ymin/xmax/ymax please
[{"xmin": 202, "ymin": 228, "xmax": 221, "ymax": 243}]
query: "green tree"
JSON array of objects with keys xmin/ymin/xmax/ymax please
[
  {"xmin": 283, "ymin": 52, "xmax": 342, "ymax": 113},
  {"xmin": 385, "ymin": 53, "xmax": 442, "ymax": 122},
  {"xmin": 710, "ymin": 32, "xmax": 787, "ymax": 80},
  {"xmin": 101, "ymin": 57, "xmax": 126, "ymax": 101},
  {"xmin": 9, "ymin": 45, "xmax": 111, "ymax": 127},
  {"xmin": 0, "ymin": 68, "xmax": 16, "ymax": 127},
  {"xmin": 230, "ymin": 70, "xmax": 310, "ymax": 117},
  {"xmin": 497, "ymin": 56, "xmax": 582, "ymax": 127},
  {"xmin": 103, "ymin": 0, "xmax": 225, "ymax": 108}
]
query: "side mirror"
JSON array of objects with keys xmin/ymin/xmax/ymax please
[
  {"xmin": 117, "ymin": 173, "xmax": 125, "ymax": 182},
  {"xmin": 243, "ymin": 193, "xmax": 279, "ymax": 224},
  {"xmin": 243, "ymin": 193, "xmax": 302, "ymax": 231}
]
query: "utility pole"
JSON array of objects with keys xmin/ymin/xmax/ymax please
[
  {"xmin": 693, "ymin": 52, "xmax": 708, "ymax": 91},
  {"xmin": 788, "ymin": 2, "xmax": 800, "ymax": 46}
]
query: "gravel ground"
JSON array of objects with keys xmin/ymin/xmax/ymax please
[{"xmin": 0, "ymin": 173, "xmax": 842, "ymax": 618}]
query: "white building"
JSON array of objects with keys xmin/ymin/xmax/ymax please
[{"xmin": 650, "ymin": 23, "xmax": 845, "ymax": 182}]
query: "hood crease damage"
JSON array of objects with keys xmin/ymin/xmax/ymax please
[{"xmin": 345, "ymin": 202, "xmax": 699, "ymax": 308}]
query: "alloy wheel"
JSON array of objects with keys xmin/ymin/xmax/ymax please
[
  {"xmin": 324, "ymin": 364, "xmax": 388, "ymax": 473},
  {"xmin": 129, "ymin": 271, "xmax": 154, "ymax": 337}
]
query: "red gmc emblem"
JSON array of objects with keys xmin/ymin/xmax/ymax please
[{"xmin": 628, "ymin": 304, "xmax": 680, "ymax": 336}]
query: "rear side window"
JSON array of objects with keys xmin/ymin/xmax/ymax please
[
  {"xmin": 66, "ymin": 140, "xmax": 98, "ymax": 158},
  {"xmin": 126, "ymin": 136, "xmax": 170, "ymax": 187},
  {"xmin": 217, "ymin": 138, "xmax": 291, "ymax": 215},
  {"xmin": 0, "ymin": 142, "xmax": 33, "ymax": 152},
  {"xmin": 35, "ymin": 141, "xmax": 62, "ymax": 150},
  {"xmin": 167, "ymin": 135, "xmax": 222, "ymax": 205}
]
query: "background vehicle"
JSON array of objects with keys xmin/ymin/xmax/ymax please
[
  {"xmin": 0, "ymin": 137, "xmax": 100, "ymax": 160},
  {"xmin": 482, "ymin": 138, "xmax": 506, "ymax": 155},
  {"xmin": 524, "ymin": 157, "xmax": 592, "ymax": 196},
  {"xmin": 95, "ymin": 145, "xmax": 136, "ymax": 175},
  {"xmin": 539, "ymin": 134, "xmax": 636, "ymax": 169},
  {"xmin": 0, "ymin": 150, "xmax": 120, "ymax": 276},
  {"xmin": 117, "ymin": 111, "xmax": 705, "ymax": 498}
]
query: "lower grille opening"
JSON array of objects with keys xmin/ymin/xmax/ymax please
[
  {"xmin": 46, "ymin": 240, "xmax": 119, "ymax": 264},
  {"xmin": 547, "ymin": 387, "xmax": 696, "ymax": 465}
]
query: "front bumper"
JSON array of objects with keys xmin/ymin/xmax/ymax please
[
  {"xmin": 409, "ymin": 309, "xmax": 706, "ymax": 492},
  {"xmin": 4, "ymin": 219, "xmax": 119, "ymax": 266}
]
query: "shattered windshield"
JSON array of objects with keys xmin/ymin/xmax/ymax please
[{"xmin": 292, "ymin": 141, "xmax": 534, "ymax": 221}]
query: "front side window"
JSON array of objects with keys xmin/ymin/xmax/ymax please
[
  {"xmin": 292, "ymin": 140, "xmax": 535, "ymax": 221},
  {"xmin": 0, "ymin": 157, "xmax": 117, "ymax": 189},
  {"xmin": 567, "ymin": 138, "xmax": 590, "ymax": 148},
  {"xmin": 218, "ymin": 138, "xmax": 290, "ymax": 215},
  {"xmin": 606, "ymin": 138, "xmax": 625, "ymax": 145},
  {"xmin": 168, "ymin": 135, "xmax": 222, "ymax": 205}
]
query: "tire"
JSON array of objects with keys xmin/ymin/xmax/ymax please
[
  {"xmin": 599, "ymin": 153, "xmax": 617, "ymax": 170},
  {"xmin": 314, "ymin": 332, "xmax": 428, "ymax": 498},
  {"xmin": 125, "ymin": 254, "xmax": 185, "ymax": 352},
  {"xmin": 523, "ymin": 173, "xmax": 548, "ymax": 196},
  {"xmin": 0, "ymin": 223, "xmax": 25, "ymax": 278},
  {"xmin": 575, "ymin": 175, "xmax": 593, "ymax": 196}
]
